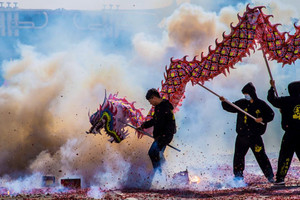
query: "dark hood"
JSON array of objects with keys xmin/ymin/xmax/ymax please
[
  {"xmin": 160, "ymin": 99, "xmax": 174, "ymax": 110},
  {"xmin": 288, "ymin": 81, "xmax": 300, "ymax": 97},
  {"xmin": 241, "ymin": 82, "xmax": 258, "ymax": 100}
]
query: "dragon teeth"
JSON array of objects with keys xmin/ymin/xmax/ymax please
[{"xmin": 108, "ymin": 137, "xmax": 114, "ymax": 142}]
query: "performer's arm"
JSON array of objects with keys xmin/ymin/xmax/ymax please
[
  {"xmin": 267, "ymin": 80, "xmax": 283, "ymax": 108},
  {"xmin": 220, "ymin": 96, "xmax": 240, "ymax": 113},
  {"xmin": 140, "ymin": 119, "xmax": 154, "ymax": 129}
]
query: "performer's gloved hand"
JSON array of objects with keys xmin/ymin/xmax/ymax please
[
  {"xmin": 270, "ymin": 80, "xmax": 275, "ymax": 88},
  {"xmin": 219, "ymin": 96, "xmax": 225, "ymax": 102},
  {"xmin": 136, "ymin": 126, "xmax": 143, "ymax": 131},
  {"xmin": 255, "ymin": 117, "xmax": 263, "ymax": 123}
]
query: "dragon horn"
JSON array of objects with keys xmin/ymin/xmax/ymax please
[
  {"xmin": 102, "ymin": 89, "xmax": 107, "ymax": 107},
  {"xmin": 193, "ymin": 55, "xmax": 198, "ymax": 62},
  {"xmin": 170, "ymin": 57, "xmax": 174, "ymax": 63}
]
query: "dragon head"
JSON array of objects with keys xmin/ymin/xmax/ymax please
[
  {"xmin": 87, "ymin": 92, "xmax": 145, "ymax": 143},
  {"xmin": 87, "ymin": 93, "xmax": 125, "ymax": 143}
]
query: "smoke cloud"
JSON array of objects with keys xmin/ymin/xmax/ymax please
[{"xmin": 0, "ymin": 0, "xmax": 299, "ymax": 191}]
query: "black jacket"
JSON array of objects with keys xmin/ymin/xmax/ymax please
[
  {"xmin": 142, "ymin": 99, "xmax": 176, "ymax": 142},
  {"xmin": 222, "ymin": 82, "xmax": 274, "ymax": 136},
  {"xmin": 267, "ymin": 81, "xmax": 300, "ymax": 131}
]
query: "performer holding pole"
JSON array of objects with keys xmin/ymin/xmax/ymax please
[
  {"xmin": 267, "ymin": 80, "xmax": 300, "ymax": 186},
  {"xmin": 137, "ymin": 88, "xmax": 177, "ymax": 174},
  {"xmin": 221, "ymin": 82, "xmax": 275, "ymax": 182},
  {"xmin": 199, "ymin": 82, "xmax": 275, "ymax": 183}
]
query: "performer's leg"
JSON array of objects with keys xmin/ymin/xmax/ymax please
[
  {"xmin": 148, "ymin": 141, "xmax": 161, "ymax": 172},
  {"xmin": 294, "ymin": 133, "xmax": 300, "ymax": 161},
  {"xmin": 251, "ymin": 136, "xmax": 274, "ymax": 182},
  {"xmin": 233, "ymin": 135, "xmax": 250, "ymax": 179},
  {"xmin": 155, "ymin": 134, "xmax": 173, "ymax": 172},
  {"xmin": 159, "ymin": 146, "xmax": 166, "ymax": 166},
  {"xmin": 276, "ymin": 132, "xmax": 294, "ymax": 182}
]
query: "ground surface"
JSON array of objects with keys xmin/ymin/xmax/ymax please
[
  {"xmin": 0, "ymin": 158, "xmax": 299, "ymax": 199},
  {"xmin": 0, "ymin": 184, "xmax": 300, "ymax": 200}
]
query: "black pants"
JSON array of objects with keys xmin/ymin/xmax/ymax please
[
  {"xmin": 234, "ymin": 134, "xmax": 274, "ymax": 180},
  {"xmin": 276, "ymin": 131, "xmax": 300, "ymax": 181}
]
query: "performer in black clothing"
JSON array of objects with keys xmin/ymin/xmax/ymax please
[
  {"xmin": 220, "ymin": 82, "xmax": 274, "ymax": 182},
  {"xmin": 138, "ymin": 88, "xmax": 176, "ymax": 173},
  {"xmin": 267, "ymin": 80, "xmax": 300, "ymax": 185}
]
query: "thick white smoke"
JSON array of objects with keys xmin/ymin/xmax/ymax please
[
  {"xmin": 0, "ymin": 0, "xmax": 299, "ymax": 191},
  {"xmin": 0, "ymin": 41, "xmax": 153, "ymax": 188}
]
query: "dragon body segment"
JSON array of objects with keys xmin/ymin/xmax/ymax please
[
  {"xmin": 159, "ymin": 6, "xmax": 299, "ymax": 109},
  {"xmin": 89, "ymin": 5, "xmax": 300, "ymax": 143}
]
